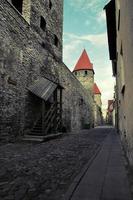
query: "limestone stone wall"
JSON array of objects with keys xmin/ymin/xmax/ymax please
[
  {"xmin": 0, "ymin": 0, "xmax": 94, "ymax": 140},
  {"xmin": 56, "ymin": 64, "xmax": 94, "ymax": 131},
  {"xmin": 0, "ymin": 0, "xmax": 63, "ymax": 139},
  {"xmin": 94, "ymin": 104, "xmax": 102, "ymax": 127},
  {"xmin": 74, "ymin": 70, "xmax": 94, "ymax": 97},
  {"xmin": 94, "ymin": 94, "xmax": 102, "ymax": 126},
  {"xmin": 73, "ymin": 69, "xmax": 103, "ymax": 127},
  {"xmin": 115, "ymin": 0, "xmax": 133, "ymax": 166},
  {"xmin": 94, "ymin": 94, "xmax": 102, "ymax": 108}
]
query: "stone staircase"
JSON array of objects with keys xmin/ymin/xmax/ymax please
[
  {"xmin": 22, "ymin": 102, "xmax": 62, "ymax": 142},
  {"xmin": 30, "ymin": 118, "xmax": 43, "ymax": 136}
]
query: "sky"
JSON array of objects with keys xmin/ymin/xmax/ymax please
[{"xmin": 63, "ymin": 0, "xmax": 115, "ymax": 117}]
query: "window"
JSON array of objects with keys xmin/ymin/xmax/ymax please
[
  {"xmin": 85, "ymin": 70, "xmax": 88, "ymax": 75},
  {"xmin": 54, "ymin": 35, "xmax": 59, "ymax": 47},
  {"xmin": 121, "ymin": 85, "xmax": 125, "ymax": 96},
  {"xmin": 120, "ymin": 43, "xmax": 125, "ymax": 94},
  {"xmin": 40, "ymin": 16, "xmax": 46, "ymax": 31},
  {"xmin": 41, "ymin": 42, "xmax": 45, "ymax": 49},
  {"xmin": 75, "ymin": 72, "xmax": 77, "ymax": 76},
  {"xmin": 11, "ymin": 0, "xmax": 23, "ymax": 13},
  {"xmin": 49, "ymin": 0, "xmax": 52, "ymax": 9},
  {"xmin": 118, "ymin": 9, "xmax": 120, "ymax": 31},
  {"xmin": 120, "ymin": 43, "xmax": 123, "ymax": 56}
]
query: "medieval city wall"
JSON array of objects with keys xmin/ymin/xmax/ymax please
[
  {"xmin": 73, "ymin": 70, "xmax": 94, "ymax": 96},
  {"xmin": 0, "ymin": 0, "xmax": 94, "ymax": 140},
  {"xmin": 56, "ymin": 64, "xmax": 94, "ymax": 131}
]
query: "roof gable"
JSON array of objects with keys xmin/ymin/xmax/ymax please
[
  {"xmin": 93, "ymin": 83, "xmax": 101, "ymax": 95},
  {"xmin": 73, "ymin": 49, "xmax": 94, "ymax": 72}
]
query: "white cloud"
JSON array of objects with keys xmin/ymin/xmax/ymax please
[
  {"xmin": 63, "ymin": 31, "xmax": 114, "ymax": 113},
  {"xmin": 80, "ymin": 33, "xmax": 107, "ymax": 46},
  {"xmin": 63, "ymin": 0, "xmax": 112, "ymax": 115},
  {"xmin": 64, "ymin": 32, "xmax": 108, "ymax": 47},
  {"xmin": 63, "ymin": 39, "xmax": 83, "ymax": 69},
  {"xmin": 68, "ymin": 0, "xmax": 102, "ymax": 11},
  {"xmin": 85, "ymin": 20, "xmax": 91, "ymax": 26},
  {"xmin": 95, "ymin": 68, "xmax": 115, "ymax": 112},
  {"xmin": 97, "ymin": 11, "xmax": 106, "ymax": 23}
]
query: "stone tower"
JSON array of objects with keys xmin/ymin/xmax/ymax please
[
  {"xmin": 73, "ymin": 49, "xmax": 94, "ymax": 96},
  {"xmin": 93, "ymin": 83, "xmax": 102, "ymax": 108},
  {"xmin": 93, "ymin": 83, "xmax": 102, "ymax": 126}
]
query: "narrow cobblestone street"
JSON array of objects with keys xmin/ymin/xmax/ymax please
[
  {"xmin": 0, "ymin": 127, "xmax": 131, "ymax": 200},
  {"xmin": 1, "ymin": 0, "xmax": 133, "ymax": 200},
  {"xmin": 0, "ymin": 128, "xmax": 109, "ymax": 200},
  {"xmin": 65, "ymin": 127, "xmax": 132, "ymax": 200}
]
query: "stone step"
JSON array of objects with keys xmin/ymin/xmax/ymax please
[
  {"xmin": 22, "ymin": 135, "xmax": 45, "ymax": 142},
  {"xmin": 22, "ymin": 132, "xmax": 63, "ymax": 142},
  {"xmin": 29, "ymin": 132, "xmax": 45, "ymax": 136},
  {"xmin": 31, "ymin": 129, "xmax": 43, "ymax": 133},
  {"xmin": 43, "ymin": 132, "xmax": 63, "ymax": 141},
  {"xmin": 36, "ymin": 122, "xmax": 42, "ymax": 125}
]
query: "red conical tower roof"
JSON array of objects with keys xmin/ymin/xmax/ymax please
[
  {"xmin": 93, "ymin": 83, "xmax": 101, "ymax": 95},
  {"xmin": 73, "ymin": 49, "xmax": 94, "ymax": 72}
]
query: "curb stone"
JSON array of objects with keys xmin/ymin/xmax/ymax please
[{"xmin": 64, "ymin": 145, "xmax": 102, "ymax": 200}]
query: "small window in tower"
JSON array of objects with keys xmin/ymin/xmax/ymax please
[
  {"xmin": 54, "ymin": 35, "xmax": 59, "ymax": 47},
  {"xmin": 49, "ymin": 0, "xmax": 52, "ymax": 9},
  {"xmin": 85, "ymin": 71, "xmax": 88, "ymax": 75},
  {"xmin": 75, "ymin": 72, "xmax": 77, "ymax": 76},
  {"xmin": 11, "ymin": 0, "xmax": 23, "ymax": 13},
  {"xmin": 40, "ymin": 16, "xmax": 46, "ymax": 32}
]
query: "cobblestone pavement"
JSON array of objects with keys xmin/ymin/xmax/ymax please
[
  {"xmin": 0, "ymin": 128, "xmax": 110, "ymax": 200},
  {"xmin": 67, "ymin": 128, "xmax": 132, "ymax": 200}
]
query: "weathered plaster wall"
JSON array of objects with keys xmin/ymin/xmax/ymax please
[{"xmin": 116, "ymin": 0, "xmax": 133, "ymax": 166}]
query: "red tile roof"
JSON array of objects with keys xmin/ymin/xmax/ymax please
[
  {"xmin": 93, "ymin": 83, "xmax": 101, "ymax": 95},
  {"xmin": 73, "ymin": 49, "xmax": 94, "ymax": 72}
]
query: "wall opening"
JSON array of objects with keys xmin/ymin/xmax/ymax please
[
  {"xmin": 40, "ymin": 16, "xmax": 46, "ymax": 31},
  {"xmin": 49, "ymin": 0, "xmax": 52, "ymax": 9},
  {"xmin": 54, "ymin": 35, "xmax": 59, "ymax": 47},
  {"xmin": 120, "ymin": 43, "xmax": 125, "ymax": 93},
  {"xmin": 118, "ymin": 9, "xmax": 120, "ymax": 31},
  {"xmin": 85, "ymin": 70, "xmax": 88, "ymax": 75},
  {"xmin": 11, "ymin": 0, "xmax": 23, "ymax": 13}
]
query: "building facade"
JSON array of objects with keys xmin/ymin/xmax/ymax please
[
  {"xmin": 106, "ymin": 100, "xmax": 114, "ymax": 125},
  {"xmin": 105, "ymin": 0, "xmax": 133, "ymax": 166},
  {"xmin": 0, "ymin": 0, "xmax": 94, "ymax": 141}
]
